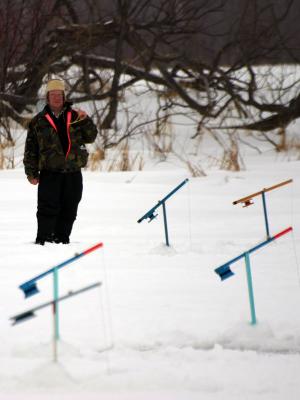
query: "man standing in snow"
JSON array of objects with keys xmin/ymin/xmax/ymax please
[{"xmin": 23, "ymin": 78, "xmax": 98, "ymax": 245}]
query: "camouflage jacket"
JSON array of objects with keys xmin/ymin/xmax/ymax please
[{"xmin": 23, "ymin": 103, "xmax": 98, "ymax": 178}]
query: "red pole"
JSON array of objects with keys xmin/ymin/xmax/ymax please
[{"xmin": 83, "ymin": 242, "xmax": 103, "ymax": 255}]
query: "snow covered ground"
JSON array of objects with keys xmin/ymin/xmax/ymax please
[{"xmin": 1, "ymin": 146, "xmax": 300, "ymax": 399}]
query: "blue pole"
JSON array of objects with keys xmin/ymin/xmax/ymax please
[
  {"xmin": 10, "ymin": 282, "xmax": 102, "ymax": 325},
  {"xmin": 137, "ymin": 179, "xmax": 189, "ymax": 223},
  {"xmin": 244, "ymin": 252, "xmax": 257, "ymax": 325},
  {"xmin": 19, "ymin": 242, "xmax": 103, "ymax": 298},
  {"xmin": 261, "ymin": 192, "xmax": 270, "ymax": 239},
  {"xmin": 215, "ymin": 227, "xmax": 293, "ymax": 279},
  {"xmin": 53, "ymin": 268, "xmax": 59, "ymax": 340},
  {"xmin": 162, "ymin": 201, "xmax": 170, "ymax": 246},
  {"xmin": 52, "ymin": 268, "xmax": 59, "ymax": 362}
]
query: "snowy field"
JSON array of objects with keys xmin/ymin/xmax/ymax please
[{"xmin": 0, "ymin": 145, "xmax": 300, "ymax": 399}]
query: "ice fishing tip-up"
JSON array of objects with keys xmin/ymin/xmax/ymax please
[
  {"xmin": 137, "ymin": 179, "xmax": 189, "ymax": 246},
  {"xmin": 19, "ymin": 242, "xmax": 103, "ymax": 298}
]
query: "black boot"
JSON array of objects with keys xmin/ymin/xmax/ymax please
[
  {"xmin": 45, "ymin": 233, "xmax": 55, "ymax": 243},
  {"xmin": 35, "ymin": 233, "xmax": 55, "ymax": 245},
  {"xmin": 35, "ymin": 237, "xmax": 45, "ymax": 245},
  {"xmin": 54, "ymin": 236, "xmax": 70, "ymax": 244}
]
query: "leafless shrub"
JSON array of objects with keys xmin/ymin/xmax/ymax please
[
  {"xmin": 0, "ymin": 137, "xmax": 15, "ymax": 169},
  {"xmin": 106, "ymin": 140, "xmax": 144, "ymax": 172},
  {"xmin": 186, "ymin": 160, "xmax": 206, "ymax": 177},
  {"xmin": 1, "ymin": 0, "xmax": 300, "ymax": 173},
  {"xmin": 219, "ymin": 142, "xmax": 241, "ymax": 172},
  {"xmin": 88, "ymin": 148, "xmax": 106, "ymax": 171}
]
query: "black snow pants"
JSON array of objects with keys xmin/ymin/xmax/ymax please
[{"xmin": 36, "ymin": 170, "xmax": 83, "ymax": 241}]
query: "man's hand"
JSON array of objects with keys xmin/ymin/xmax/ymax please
[
  {"xmin": 74, "ymin": 108, "xmax": 87, "ymax": 120},
  {"xmin": 27, "ymin": 176, "xmax": 39, "ymax": 185}
]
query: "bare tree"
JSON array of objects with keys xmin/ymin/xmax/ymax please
[{"xmin": 1, "ymin": 0, "xmax": 300, "ymax": 162}]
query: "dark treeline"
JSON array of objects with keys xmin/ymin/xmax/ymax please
[
  {"xmin": 70, "ymin": 0, "xmax": 300, "ymax": 65},
  {"xmin": 1, "ymin": 0, "xmax": 299, "ymax": 68},
  {"xmin": 192, "ymin": 0, "xmax": 300, "ymax": 65},
  {"xmin": 1, "ymin": 0, "xmax": 300, "ymax": 147}
]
